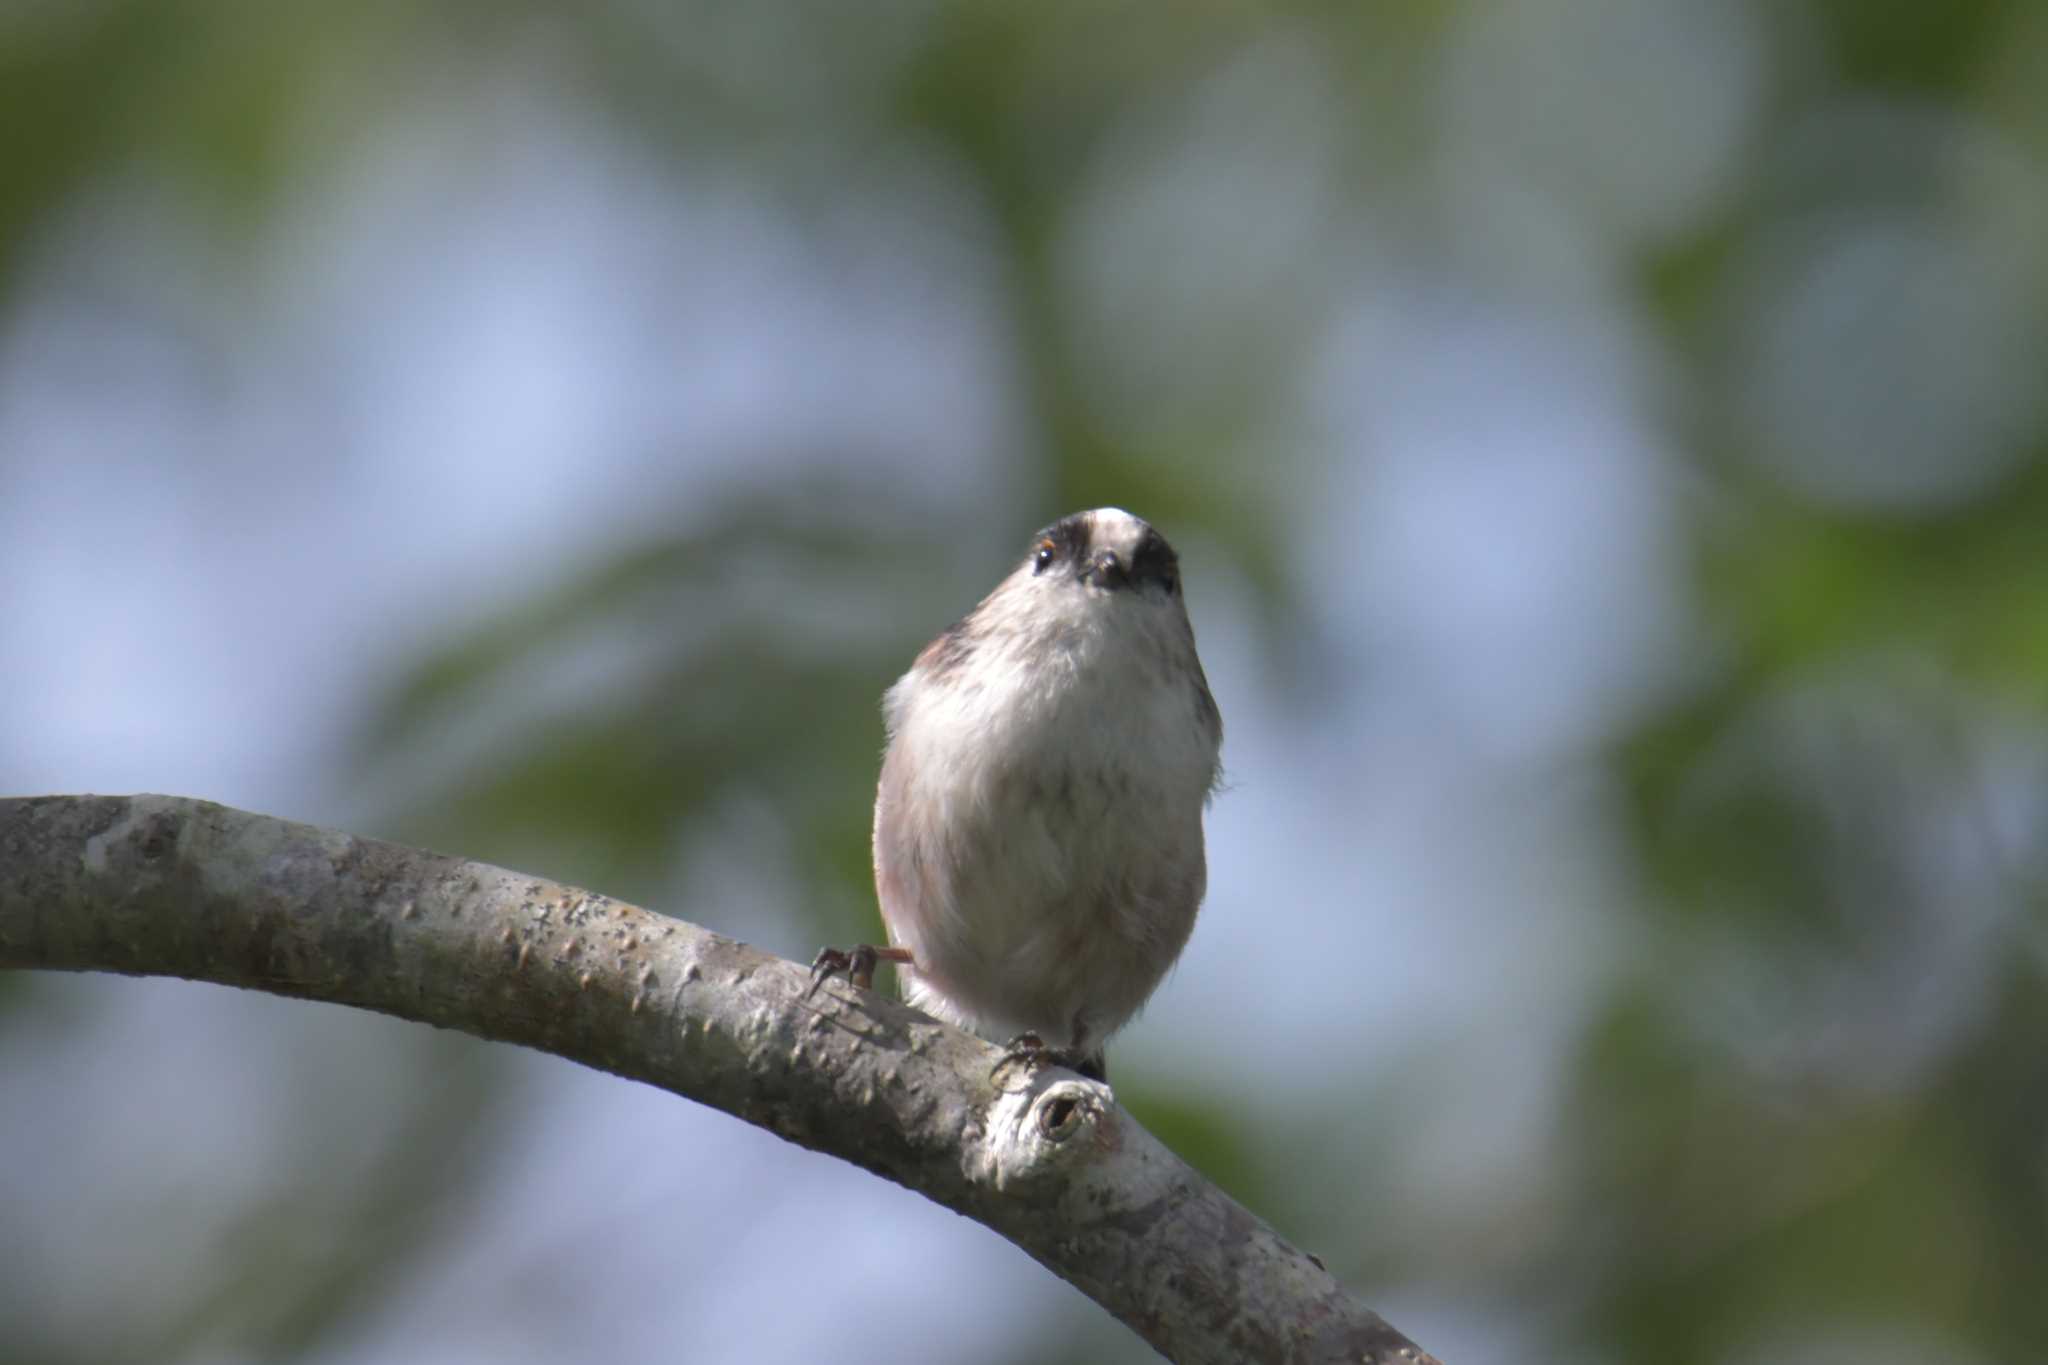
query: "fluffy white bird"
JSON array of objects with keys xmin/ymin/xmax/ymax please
[{"xmin": 816, "ymin": 508, "xmax": 1222, "ymax": 1080}]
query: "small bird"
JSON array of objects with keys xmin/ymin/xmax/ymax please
[{"xmin": 814, "ymin": 508, "xmax": 1223, "ymax": 1081}]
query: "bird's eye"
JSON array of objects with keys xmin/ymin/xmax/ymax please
[{"xmin": 1032, "ymin": 540, "xmax": 1057, "ymax": 573}]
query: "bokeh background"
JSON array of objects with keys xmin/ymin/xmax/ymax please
[{"xmin": 5, "ymin": 2, "xmax": 2047, "ymax": 1361}]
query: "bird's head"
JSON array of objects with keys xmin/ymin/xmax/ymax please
[{"xmin": 1020, "ymin": 507, "xmax": 1183, "ymax": 602}]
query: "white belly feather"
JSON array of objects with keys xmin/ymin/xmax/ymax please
[{"xmin": 872, "ymin": 596, "xmax": 1216, "ymax": 1050}]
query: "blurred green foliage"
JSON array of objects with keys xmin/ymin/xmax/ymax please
[{"xmin": 6, "ymin": 1, "xmax": 2048, "ymax": 1362}]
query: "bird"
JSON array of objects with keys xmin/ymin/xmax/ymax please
[{"xmin": 813, "ymin": 507, "xmax": 1222, "ymax": 1082}]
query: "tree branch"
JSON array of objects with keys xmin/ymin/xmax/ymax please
[{"xmin": 0, "ymin": 794, "xmax": 1440, "ymax": 1365}]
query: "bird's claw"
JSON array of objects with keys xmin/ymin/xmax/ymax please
[
  {"xmin": 990, "ymin": 1032, "xmax": 1107, "ymax": 1085},
  {"xmin": 807, "ymin": 944, "xmax": 878, "ymax": 997}
]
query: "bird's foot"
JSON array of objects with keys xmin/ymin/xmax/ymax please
[
  {"xmin": 806, "ymin": 944, "xmax": 912, "ymax": 997},
  {"xmin": 991, "ymin": 1032, "xmax": 1108, "ymax": 1084}
]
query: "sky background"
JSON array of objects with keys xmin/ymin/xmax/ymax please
[{"xmin": 4, "ymin": 3, "xmax": 2048, "ymax": 1363}]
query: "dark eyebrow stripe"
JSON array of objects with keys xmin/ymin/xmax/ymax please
[
  {"xmin": 1030, "ymin": 513, "xmax": 1092, "ymax": 566},
  {"xmin": 1129, "ymin": 526, "xmax": 1179, "ymax": 588}
]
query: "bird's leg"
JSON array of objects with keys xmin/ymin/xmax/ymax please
[
  {"xmin": 806, "ymin": 944, "xmax": 913, "ymax": 997},
  {"xmin": 1060, "ymin": 1017, "xmax": 1109, "ymax": 1083}
]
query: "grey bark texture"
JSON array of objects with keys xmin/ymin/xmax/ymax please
[{"xmin": 0, "ymin": 794, "xmax": 1441, "ymax": 1365}]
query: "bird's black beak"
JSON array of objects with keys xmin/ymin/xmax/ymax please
[{"xmin": 1083, "ymin": 549, "xmax": 1130, "ymax": 590}]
